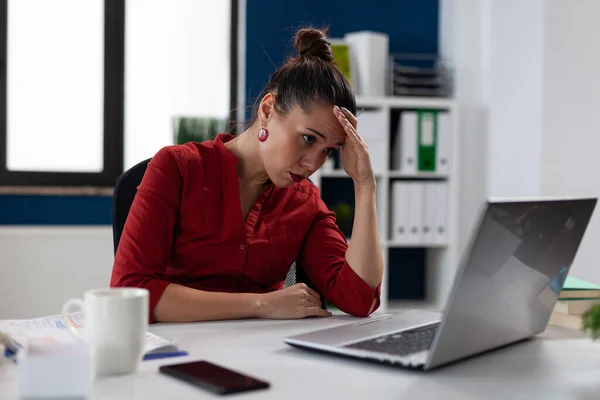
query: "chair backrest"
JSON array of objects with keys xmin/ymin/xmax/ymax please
[
  {"xmin": 111, "ymin": 160, "xmax": 327, "ymax": 308},
  {"xmin": 112, "ymin": 158, "xmax": 152, "ymax": 255}
]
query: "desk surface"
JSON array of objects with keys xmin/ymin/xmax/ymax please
[{"xmin": 1, "ymin": 314, "xmax": 599, "ymax": 399}]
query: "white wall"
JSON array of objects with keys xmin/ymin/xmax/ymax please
[
  {"xmin": 484, "ymin": 0, "xmax": 544, "ymax": 198},
  {"xmin": 0, "ymin": 228, "xmax": 114, "ymax": 319},
  {"xmin": 442, "ymin": 0, "xmax": 600, "ymax": 285},
  {"xmin": 439, "ymin": 0, "xmax": 490, "ymax": 253},
  {"xmin": 540, "ymin": 0, "xmax": 600, "ymax": 284}
]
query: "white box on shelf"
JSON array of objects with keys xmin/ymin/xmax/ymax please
[{"xmin": 343, "ymin": 31, "xmax": 389, "ymax": 96}]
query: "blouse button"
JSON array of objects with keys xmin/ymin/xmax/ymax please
[{"xmin": 240, "ymin": 244, "xmax": 245, "ymax": 250}]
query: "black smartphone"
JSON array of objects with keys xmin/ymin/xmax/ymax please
[{"xmin": 159, "ymin": 360, "xmax": 270, "ymax": 395}]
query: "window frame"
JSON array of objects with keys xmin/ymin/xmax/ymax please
[{"xmin": 0, "ymin": 0, "xmax": 238, "ymax": 187}]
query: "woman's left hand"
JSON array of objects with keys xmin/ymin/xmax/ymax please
[{"xmin": 334, "ymin": 106, "xmax": 375, "ymax": 188}]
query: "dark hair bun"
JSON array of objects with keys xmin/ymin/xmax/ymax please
[{"xmin": 294, "ymin": 28, "xmax": 334, "ymax": 63}]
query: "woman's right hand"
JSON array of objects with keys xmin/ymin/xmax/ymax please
[{"xmin": 257, "ymin": 283, "xmax": 331, "ymax": 319}]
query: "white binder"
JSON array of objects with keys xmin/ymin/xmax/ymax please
[
  {"xmin": 376, "ymin": 182, "xmax": 385, "ymax": 238},
  {"xmin": 357, "ymin": 109, "xmax": 387, "ymax": 174},
  {"xmin": 391, "ymin": 114, "xmax": 402, "ymax": 170},
  {"xmin": 436, "ymin": 112, "xmax": 452, "ymax": 175},
  {"xmin": 391, "ymin": 181, "xmax": 410, "ymax": 243},
  {"xmin": 407, "ymin": 182, "xmax": 424, "ymax": 245},
  {"xmin": 433, "ymin": 182, "xmax": 448, "ymax": 245},
  {"xmin": 422, "ymin": 183, "xmax": 437, "ymax": 245},
  {"xmin": 400, "ymin": 111, "xmax": 418, "ymax": 174}
]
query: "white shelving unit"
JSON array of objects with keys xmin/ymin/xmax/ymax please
[{"xmin": 311, "ymin": 96, "xmax": 460, "ymax": 313}]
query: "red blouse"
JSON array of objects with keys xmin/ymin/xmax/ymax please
[{"xmin": 110, "ymin": 134, "xmax": 381, "ymax": 322}]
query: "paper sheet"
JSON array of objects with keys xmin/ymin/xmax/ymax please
[{"xmin": 0, "ymin": 313, "xmax": 176, "ymax": 355}]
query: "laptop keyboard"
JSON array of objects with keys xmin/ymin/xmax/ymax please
[{"xmin": 343, "ymin": 323, "xmax": 439, "ymax": 357}]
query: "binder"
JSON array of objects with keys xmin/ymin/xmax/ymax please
[
  {"xmin": 436, "ymin": 112, "xmax": 451, "ymax": 175},
  {"xmin": 417, "ymin": 110, "xmax": 437, "ymax": 172},
  {"xmin": 376, "ymin": 182, "xmax": 385, "ymax": 238},
  {"xmin": 407, "ymin": 182, "xmax": 424, "ymax": 245},
  {"xmin": 357, "ymin": 109, "xmax": 387, "ymax": 174},
  {"xmin": 422, "ymin": 183, "xmax": 437, "ymax": 244},
  {"xmin": 343, "ymin": 31, "xmax": 389, "ymax": 96},
  {"xmin": 398, "ymin": 111, "xmax": 418, "ymax": 173},
  {"xmin": 391, "ymin": 181, "xmax": 409, "ymax": 243},
  {"xmin": 330, "ymin": 39, "xmax": 352, "ymax": 82},
  {"xmin": 433, "ymin": 182, "xmax": 448, "ymax": 245},
  {"xmin": 391, "ymin": 114, "xmax": 402, "ymax": 170}
]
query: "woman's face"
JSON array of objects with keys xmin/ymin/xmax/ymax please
[{"xmin": 259, "ymin": 95, "xmax": 347, "ymax": 188}]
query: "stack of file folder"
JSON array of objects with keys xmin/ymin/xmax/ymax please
[
  {"xmin": 390, "ymin": 181, "xmax": 448, "ymax": 246},
  {"xmin": 388, "ymin": 53, "xmax": 451, "ymax": 97},
  {"xmin": 391, "ymin": 110, "xmax": 451, "ymax": 174}
]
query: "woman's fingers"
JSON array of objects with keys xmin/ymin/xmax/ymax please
[
  {"xmin": 334, "ymin": 106, "xmax": 361, "ymax": 144},
  {"xmin": 300, "ymin": 284, "xmax": 319, "ymax": 297},
  {"xmin": 340, "ymin": 106, "xmax": 358, "ymax": 128},
  {"xmin": 295, "ymin": 283, "xmax": 323, "ymax": 307},
  {"xmin": 302, "ymin": 306, "xmax": 331, "ymax": 318}
]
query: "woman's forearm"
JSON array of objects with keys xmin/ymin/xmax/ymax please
[
  {"xmin": 345, "ymin": 182, "xmax": 384, "ymax": 288},
  {"xmin": 154, "ymin": 283, "xmax": 261, "ymax": 323}
]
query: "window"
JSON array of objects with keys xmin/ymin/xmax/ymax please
[
  {"xmin": 0, "ymin": 0, "xmax": 238, "ymax": 186},
  {"xmin": 124, "ymin": 0, "xmax": 234, "ymax": 169},
  {"xmin": 0, "ymin": 0, "xmax": 124, "ymax": 186}
]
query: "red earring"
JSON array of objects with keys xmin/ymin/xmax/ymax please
[{"xmin": 258, "ymin": 127, "xmax": 268, "ymax": 142}]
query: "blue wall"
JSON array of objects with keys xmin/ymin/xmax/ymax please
[
  {"xmin": 0, "ymin": 195, "xmax": 112, "ymax": 225},
  {"xmin": 245, "ymin": 0, "xmax": 439, "ymax": 109},
  {"xmin": 0, "ymin": 0, "xmax": 439, "ymax": 225}
]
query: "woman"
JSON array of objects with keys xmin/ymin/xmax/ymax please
[{"xmin": 110, "ymin": 27, "xmax": 384, "ymax": 323}]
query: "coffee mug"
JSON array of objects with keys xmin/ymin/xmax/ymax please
[{"xmin": 62, "ymin": 288, "xmax": 149, "ymax": 376}]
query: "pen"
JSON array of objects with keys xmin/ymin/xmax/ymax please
[{"xmin": 0, "ymin": 331, "xmax": 20, "ymax": 363}]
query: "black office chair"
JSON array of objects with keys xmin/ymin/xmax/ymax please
[
  {"xmin": 112, "ymin": 158, "xmax": 152, "ymax": 255},
  {"xmin": 112, "ymin": 158, "xmax": 327, "ymax": 309}
]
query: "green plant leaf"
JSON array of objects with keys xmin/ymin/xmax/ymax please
[
  {"xmin": 173, "ymin": 116, "xmax": 227, "ymax": 145},
  {"xmin": 581, "ymin": 303, "xmax": 600, "ymax": 340}
]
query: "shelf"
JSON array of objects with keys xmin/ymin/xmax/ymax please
[
  {"xmin": 356, "ymin": 95, "xmax": 455, "ymax": 110},
  {"xmin": 320, "ymin": 170, "xmax": 448, "ymax": 180},
  {"xmin": 314, "ymin": 97, "xmax": 459, "ymax": 313},
  {"xmin": 387, "ymin": 171, "xmax": 448, "ymax": 179},
  {"xmin": 320, "ymin": 170, "xmax": 385, "ymax": 178},
  {"xmin": 383, "ymin": 240, "xmax": 448, "ymax": 248}
]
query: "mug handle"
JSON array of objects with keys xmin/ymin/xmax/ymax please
[{"xmin": 62, "ymin": 298, "xmax": 85, "ymax": 341}]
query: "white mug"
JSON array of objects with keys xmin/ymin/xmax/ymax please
[{"xmin": 62, "ymin": 288, "xmax": 149, "ymax": 376}]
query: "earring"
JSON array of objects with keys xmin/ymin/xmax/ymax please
[{"xmin": 258, "ymin": 127, "xmax": 268, "ymax": 142}]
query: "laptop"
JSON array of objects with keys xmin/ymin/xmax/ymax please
[{"xmin": 284, "ymin": 198, "xmax": 597, "ymax": 370}]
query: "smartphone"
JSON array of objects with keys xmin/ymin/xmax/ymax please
[{"xmin": 159, "ymin": 360, "xmax": 270, "ymax": 395}]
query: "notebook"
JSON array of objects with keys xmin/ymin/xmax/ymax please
[
  {"xmin": 559, "ymin": 276, "xmax": 600, "ymax": 299},
  {"xmin": 0, "ymin": 312, "xmax": 188, "ymax": 362}
]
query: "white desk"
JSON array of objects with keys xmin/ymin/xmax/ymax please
[{"xmin": 1, "ymin": 315, "xmax": 599, "ymax": 399}]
